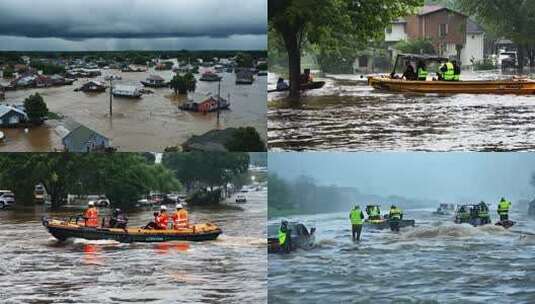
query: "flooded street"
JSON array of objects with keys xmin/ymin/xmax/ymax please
[
  {"xmin": 268, "ymin": 71, "xmax": 535, "ymax": 151},
  {"xmin": 0, "ymin": 189, "xmax": 267, "ymax": 304},
  {"xmin": 1, "ymin": 69, "xmax": 266, "ymax": 152},
  {"xmin": 269, "ymin": 207, "xmax": 535, "ymax": 303}
]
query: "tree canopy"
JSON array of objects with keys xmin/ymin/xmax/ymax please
[
  {"xmin": 23, "ymin": 93, "xmax": 48, "ymax": 124},
  {"xmin": 269, "ymin": 0, "xmax": 424, "ymax": 99},
  {"xmin": 457, "ymin": 0, "xmax": 535, "ymax": 68},
  {"xmin": 169, "ymin": 72, "xmax": 196, "ymax": 95},
  {"xmin": 0, "ymin": 153, "xmax": 181, "ymax": 208},
  {"xmin": 162, "ymin": 152, "xmax": 249, "ymax": 192}
]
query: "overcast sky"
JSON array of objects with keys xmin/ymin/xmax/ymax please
[
  {"xmin": 269, "ymin": 153, "xmax": 535, "ymax": 203},
  {"xmin": 0, "ymin": 0, "xmax": 266, "ymax": 51}
]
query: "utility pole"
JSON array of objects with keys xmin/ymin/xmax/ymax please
[
  {"xmin": 109, "ymin": 79, "xmax": 113, "ymax": 117},
  {"xmin": 216, "ymin": 77, "xmax": 221, "ymax": 126}
]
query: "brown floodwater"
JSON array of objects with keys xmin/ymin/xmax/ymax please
[
  {"xmin": 0, "ymin": 189, "xmax": 267, "ymax": 304},
  {"xmin": 268, "ymin": 70, "xmax": 535, "ymax": 151},
  {"xmin": 0, "ymin": 68, "xmax": 267, "ymax": 152}
]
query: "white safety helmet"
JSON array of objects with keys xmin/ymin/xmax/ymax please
[
  {"xmin": 88, "ymin": 201, "xmax": 95, "ymax": 207},
  {"xmin": 176, "ymin": 203, "xmax": 183, "ymax": 209},
  {"xmin": 160, "ymin": 205, "xmax": 167, "ymax": 211}
]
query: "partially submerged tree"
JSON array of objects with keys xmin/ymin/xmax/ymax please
[
  {"xmin": 169, "ymin": 72, "xmax": 196, "ymax": 95},
  {"xmin": 23, "ymin": 93, "xmax": 48, "ymax": 125},
  {"xmin": 268, "ymin": 0, "xmax": 423, "ymax": 100}
]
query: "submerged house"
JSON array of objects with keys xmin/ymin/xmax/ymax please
[
  {"xmin": 235, "ymin": 69, "xmax": 255, "ymax": 84},
  {"xmin": 0, "ymin": 105, "xmax": 28, "ymax": 126},
  {"xmin": 56, "ymin": 119, "xmax": 110, "ymax": 152}
]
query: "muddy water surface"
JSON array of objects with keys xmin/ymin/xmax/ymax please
[
  {"xmin": 0, "ymin": 189, "xmax": 267, "ymax": 304},
  {"xmin": 1, "ymin": 68, "xmax": 266, "ymax": 152},
  {"xmin": 268, "ymin": 70, "xmax": 535, "ymax": 151}
]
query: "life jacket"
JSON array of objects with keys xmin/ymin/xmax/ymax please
[
  {"xmin": 389, "ymin": 207, "xmax": 402, "ymax": 220},
  {"xmin": 172, "ymin": 209, "xmax": 189, "ymax": 229},
  {"xmin": 443, "ymin": 62, "xmax": 455, "ymax": 81},
  {"xmin": 156, "ymin": 212, "xmax": 169, "ymax": 230},
  {"xmin": 369, "ymin": 207, "xmax": 380, "ymax": 217},
  {"xmin": 278, "ymin": 228, "xmax": 287, "ymax": 245},
  {"xmin": 84, "ymin": 207, "xmax": 99, "ymax": 227},
  {"xmin": 497, "ymin": 200, "xmax": 511, "ymax": 215},
  {"xmin": 350, "ymin": 208, "xmax": 363, "ymax": 225},
  {"xmin": 417, "ymin": 68, "xmax": 428, "ymax": 80}
]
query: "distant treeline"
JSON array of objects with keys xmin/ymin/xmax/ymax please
[
  {"xmin": 268, "ymin": 174, "xmax": 439, "ymax": 218},
  {"xmin": 0, "ymin": 50, "xmax": 267, "ymax": 63}
]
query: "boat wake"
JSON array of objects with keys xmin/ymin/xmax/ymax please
[
  {"xmin": 216, "ymin": 235, "xmax": 266, "ymax": 247},
  {"xmin": 401, "ymin": 223, "xmax": 508, "ymax": 240}
]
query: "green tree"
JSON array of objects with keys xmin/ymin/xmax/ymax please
[
  {"xmin": 269, "ymin": 0, "xmax": 423, "ymax": 100},
  {"xmin": 394, "ymin": 38, "xmax": 436, "ymax": 55},
  {"xmin": 169, "ymin": 72, "xmax": 197, "ymax": 95},
  {"xmin": 162, "ymin": 152, "xmax": 249, "ymax": 197},
  {"xmin": 236, "ymin": 53, "xmax": 254, "ymax": 68},
  {"xmin": 457, "ymin": 0, "xmax": 535, "ymax": 69},
  {"xmin": 225, "ymin": 127, "xmax": 267, "ymax": 152},
  {"xmin": 23, "ymin": 93, "xmax": 48, "ymax": 125},
  {"xmin": 3, "ymin": 66, "xmax": 14, "ymax": 78}
]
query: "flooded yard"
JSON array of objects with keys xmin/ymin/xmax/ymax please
[
  {"xmin": 268, "ymin": 70, "xmax": 535, "ymax": 151},
  {"xmin": 1, "ymin": 68, "xmax": 266, "ymax": 152}
]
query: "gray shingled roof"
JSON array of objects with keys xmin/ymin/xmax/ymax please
[{"xmin": 467, "ymin": 19, "xmax": 484, "ymax": 33}]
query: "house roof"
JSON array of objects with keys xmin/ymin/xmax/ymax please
[
  {"xmin": 0, "ymin": 105, "xmax": 28, "ymax": 118},
  {"xmin": 467, "ymin": 19, "xmax": 484, "ymax": 33},
  {"xmin": 418, "ymin": 5, "xmax": 467, "ymax": 17},
  {"xmin": 147, "ymin": 74, "xmax": 165, "ymax": 81},
  {"xmin": 57, "ymin": 118, "xmax": 109, "ymax": 151}
]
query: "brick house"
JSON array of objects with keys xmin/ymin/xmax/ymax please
[{"xmin": 385, "ymin": 5, "xmax": 484, "ymax": 66}]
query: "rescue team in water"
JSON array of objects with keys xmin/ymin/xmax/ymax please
[
  {"xmin": 274, "ymin": 197, "xmax": 514, "ymax": 254},
  {"xmin": 82, "ymin": 202, "xmax": 189, "ymax": 230},
  {"xmin": 455, "ymin": 197, "xmax": 514, "ymax": 228}
]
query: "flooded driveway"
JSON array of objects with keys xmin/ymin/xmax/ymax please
[
  {"xmin": 269, "ymin": 208, "xmax": 535, "ymax": 303},
  {"xmin": 1, "ymin": 69, "xmax": 267, "ymax": 152},
  {"xmin": 268, "ymin": 71, "xmax": 535, "ymax": 151},
  {"xmin": 0, "ymin": 189, "xmax": 267, "ymax": 304}
]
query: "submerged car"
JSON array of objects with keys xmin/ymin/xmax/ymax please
[
  {"xmin": 235, "ymin": 195, "xmax": 247, "ymax": 203},
  {"xmin": 268, "ymin": 222, "xmax": 316, "ymax": 254},
  {"xmin": 0, "ymin": 190, "xmax": 15, "ymax": 209}
]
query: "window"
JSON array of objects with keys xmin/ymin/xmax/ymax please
[
  {"xmin": 386, "ymin": 26, "xmax": 392, "ymax": 34},
  {"xmin": 439, "ymin": 24, "xmax": 448, "ymax": 37}
]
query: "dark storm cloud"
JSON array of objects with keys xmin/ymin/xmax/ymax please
[{"xmin": 0, "ymin": 0, "xmax": 266, "ymax": 40}]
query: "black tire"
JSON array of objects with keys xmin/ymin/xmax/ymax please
[{"xmin": 0, "ymin": 201, "xmax": 4, "ymax": 209}]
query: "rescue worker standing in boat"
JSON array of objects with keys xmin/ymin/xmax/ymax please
[
  {"xmin": 497, "ymin": 197, "xmax": 512, "ymax": 221},
  {"xmin": 389, "ymin": 205, "xmax": 403, "ymax": 232},
  {"xmin": 349, "ymin": 205, "xmax": 364, "ymax": 241},
  {"xmin": 83, "ymin": 201, "xmax": 99, "ymax": 227},
  {"xmin": 279, "ymin": 220, "xmax": 291, "ymax": 253},
  {"xmin": 172, "ymin": 203, "xmax": 189, "ymax": 229}
]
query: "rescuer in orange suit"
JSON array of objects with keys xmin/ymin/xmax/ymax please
[
  {"xmin": 156, "ymin": 205, "xmax": 169, "ymax": 230},
  {"xmin": 172, "ymin": 203, "xmax": 189, "ymax": 229},
  {"xmin": 83, "ymin": 201, "xmax": 99, "ymax": 227}
]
